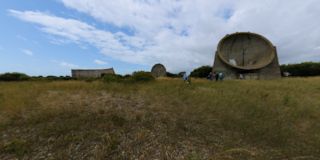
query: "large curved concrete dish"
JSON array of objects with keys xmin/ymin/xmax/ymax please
[{"xmin": 217, "ymin": 32, "xmax": 275, "ymax": 70}]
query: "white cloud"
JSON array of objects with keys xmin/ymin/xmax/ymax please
[
  {"xmin": 9, "ymin": 0, "xmax": 320, "ymax": 72},
  {"xmin": 94, "ymin": 59, "xmax": 107, "ymax": 65},
  {"xmin": 60, "ymin": 61, "xmax": 78, "ymax": 68},
  {"xmin": 9, "ymin": 10, "xmax": 152, "ymax": 66},
  {"xmin": 21, "ymin": 49, "xmax": 34, "ymax": 56},
  {"xmin": 51, "ymin": 60, "xmax": 78, "ymax": 68}
]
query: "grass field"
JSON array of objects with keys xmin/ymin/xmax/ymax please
[{"xmin": 0, "ymin": 78, "xmax": 320, "ymax": 159}]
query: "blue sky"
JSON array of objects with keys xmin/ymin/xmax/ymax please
[
  {"xmin": 1, "ymin": 0, "xmax": 320, "ymax": 76},
  {"xmin": 0, "ymin": 0, "xmax": 148, "ymax": 76}
]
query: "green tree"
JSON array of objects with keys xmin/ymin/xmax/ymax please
[
  {"xmin": 0, "ymin": 72, "xmax": 30, "ymax": 81},
  {"xmin": 190, "ymin": 66, "xmax": 212, "ymax": 78},
  {"xmin": 280, "ymin": 62, "xmax": 320, "ymax": 77}
]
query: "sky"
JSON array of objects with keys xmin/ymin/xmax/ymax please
[{"xmin": 0, "ymin": 0, "xmax": 320, "ymax": 76}]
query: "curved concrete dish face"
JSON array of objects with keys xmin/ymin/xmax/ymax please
[
  {"xmin": 217, "ymin": 32, "xmax": 275, "ymax": 70},
  {"xmin": 213, "ymin": 32, "xmax": 281, "ymax": 80},
  {"xmin": 151, "ymin": 64, "xmax": 167, "ymax": 77}
]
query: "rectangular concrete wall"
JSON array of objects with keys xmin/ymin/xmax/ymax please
[
  {"xmin": 213, "ymin": 47, "xmax": 281, "ymax": 80},
  {"xmin": 71, "ymin": 68, "xmax": 115, "ymax": 78}
]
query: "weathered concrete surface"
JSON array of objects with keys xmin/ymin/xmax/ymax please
[
  {"xmin": 151, "ymin": 64, "xmax": 167, "ymax": 77},
  {"xmin": 213, "ymin": 32, "xmax": 281, "ymax": 80},
  {"xmin": 71, "ymin": 68, "xmax": 115, "ymax": 78}
]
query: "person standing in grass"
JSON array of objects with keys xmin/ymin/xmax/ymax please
[
  {"xmin": 215, "ymin": 72, "xmax": 219, "ymax": 81},
  {"xmin": 187, "ymin": 73, "xmax": 191, "ymax": 84},
  {"xmin": 207, "ymin": 72, "xmax": 214, "ymax": 81},
  {"xmin": 218, "ymin": 72, "xmax": 224, "ymax": 81},
  {"xmin": 182, "ymin": 72, "xmax": 187, "ymax": 81},
  {"xmin": 183, "ymin": 72, "xmax": 191, "ymax": 84},
  {"xmin": 239, "ymin": 73, "xmax": 244, "ymax": 80}
]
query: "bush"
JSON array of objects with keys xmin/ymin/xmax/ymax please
[
  {"xmin": 30, "ymin": 76, "xmax": 44, "ymax": 81},
  {"xmin": 102, "ymin": 72, "xmax": 154, "ymax": 83},
  {"xmin": 131, "ymin": 71, "xmax": 155, "ymax": 82},
  {"xmin": 167, "ymin": 72, "xmax": 180, "ymax": 78},
  {"xmin": 45, "ymin": 76, "xmax": 60, "ymax": 80},
  {"xmin": 42, "ymin": 75, "xmax": 74, "ymax": 81},
  {"xmin": 190, "ymin": 66, "xmax": 212, "ymax": 78},
  {"xmin": 123, "ymin": 74, "xmax": 132, "ymax": 78},
  {"xmin": 0, "ymin": 72, "xmax": 30, "ymax": 81},
  {"xmin": 103, "ymin": 74, "xmax": 123, "ymax": 83},
  {"xmin": 60, "ymin": 76, "xmax": 73, "ymax": 80}
]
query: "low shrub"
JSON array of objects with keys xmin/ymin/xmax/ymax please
[
  {"xmin": 30, "ymin": 76, "xmax": 45, "ymax": 81},
  {"xmin": 1, "ymin": 139, "xmax": 30, "ymax": 157},
  {"xmin": 0, "ymin": 72, "xmax": 30, "ymax": 81},
  {"xmin": 131, "ymin": 71, "xmax": 155, "ymax": 82},
  {"xmin": 82, "ymin": 78, "xmax": 99, "ymax": 83},
  {"xmin": 102, "ymin": 72, "xmax": 154, "ymax": 83},
  {"xmin": 103, "ymin": 74, "xmax": 123, "ymax": 83},
  {"xmin": 166, "ymin": 72, "xmax": 180, "ymax": 78},
  {"xmin": 44, "ymin": 76, "xmax": 74, "ymax": 81},
  {"xmin": 123, "ymin": 74, "xmax": 132, "ymax": 78},
  {"xmin": 59, "ymin": 76, "xmax": 73, "ymax": 80},
  {"xmin": 46, "ymin": 76, "xmax": 60, "ymax": 80}
]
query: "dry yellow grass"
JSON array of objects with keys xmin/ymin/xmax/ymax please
[{"xmin": 0, "ymin": 77, "xmax": 320, "ymax": 159}]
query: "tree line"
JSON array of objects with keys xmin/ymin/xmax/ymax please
[
  {"xmin": 188, "ymin": 62, "xmax": 320, "ymax": 78},
  {"xmin": 280, "ymin": 62, "xmax": 320, "ymax": 77},
  {"xmin": 0, "ymin": 72, "xmax": 155, "ymax": 82},
  {"xmin": 1, "ymin": 62, "xmax": 320, "ymax": 81}
]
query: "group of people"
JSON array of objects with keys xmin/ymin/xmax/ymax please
[
  {"xmin": 207, "ymin": 71, "xmax": 224, "ymax": 81},
  {"xmin": 182, "ymin": 71, "xmax": 224, "ymax": 84}
]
